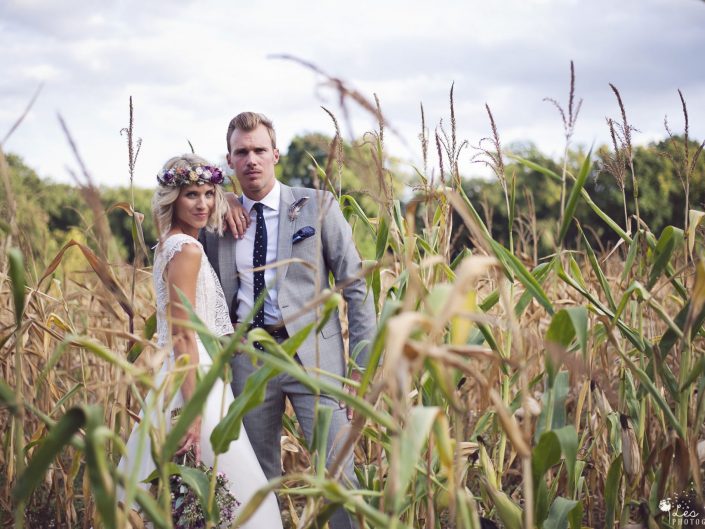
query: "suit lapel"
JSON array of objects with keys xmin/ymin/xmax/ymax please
[
  {"xmin": 276, "ymin": 183, "xmax": 296, "ymax": 290},
  {"xmin": 217, "ymin": 226, "xmax": 238, "ymax": 321},
  {"xmin": 220, "ymin": 195, "xmax": 244, "ymax": 306}
]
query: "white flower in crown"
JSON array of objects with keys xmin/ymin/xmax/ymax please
[
  {"xmin": 195, "ymin": 166, "xmax": 204, "ymax": 176},
  {"xmin": 204, "ymin": 169, "xmax": 212, "ymax": 178},
  {"xmin": 189, "ymin": 170, "xmax": 199, "ymax": 182}
]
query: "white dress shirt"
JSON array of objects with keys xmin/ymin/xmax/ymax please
[{"xmin": 235, "ymin": 181, "xmax": 283, "ymax": 325}]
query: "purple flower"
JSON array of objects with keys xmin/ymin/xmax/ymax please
[
  {"xmin": 170, "ymin": 463, "xmax": 239, "ymax": 529},
  {"xmin": 157, "ymin": 164, "xmax": 225, "ymax": 188}
]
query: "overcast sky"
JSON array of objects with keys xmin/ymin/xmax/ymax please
[{"xmin": 2, "ymin": 0, "xmax": 704, "ymax": 188}]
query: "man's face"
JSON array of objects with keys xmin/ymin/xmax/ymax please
[{"xmin": 227, "ymin": 124, "xmax": 279, "ymax": 201}]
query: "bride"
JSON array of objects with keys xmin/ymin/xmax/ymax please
[{"xmin": 116, "ymin": 154, "xmax": 283, "ymax": 528}]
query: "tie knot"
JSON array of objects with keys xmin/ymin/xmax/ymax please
[{"xmin": 252, "ymin": 202, "xmax": 264, "ymax": 214}]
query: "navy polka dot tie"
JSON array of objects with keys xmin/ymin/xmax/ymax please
[{"xmin": 252, "ymin": 202, "xmax": 267, "ymax": 328}]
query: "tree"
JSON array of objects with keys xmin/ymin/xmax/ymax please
[
  {"xmin": 455, "ymin": 136, "xmax": 705, "ymax": 260},
  {"xmin": 1, "ymin": 153, "xmax": 158, "ymax": 269},
  {"xmin": 585, "ymin": 135, "xmax": 705, "ymax": 241}
]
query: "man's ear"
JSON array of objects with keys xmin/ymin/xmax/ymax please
[
  {"xmin": 273, "ymin": 148, "xmax": 280, "ymax": 164},
  {"xmin": 226, "ymin": 153, "xmax": 233, "ymax": 169}
]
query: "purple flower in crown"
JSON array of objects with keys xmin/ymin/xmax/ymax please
[
  {"xmin": 157, "ymin": 168, "xmax": 176, "ymax": 186},
  {"xmin": 157, "ymin": 164, "xmax": 226, "ymax": 187},
  {"xmin": 208, "ymin": 167, "xmax": 224, "ymax": 184}
]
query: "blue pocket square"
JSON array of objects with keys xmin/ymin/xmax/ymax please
[{"xmin": 292, "ymin": 226, "xmax": 315, "ymax": 244}]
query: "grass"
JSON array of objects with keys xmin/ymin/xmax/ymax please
[{"xmin": 2, "ymin": 63, "xmax": 705, "ymax": 528}]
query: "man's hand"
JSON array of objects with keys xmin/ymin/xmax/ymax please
[
  {"xmin": 224, "ymin": 192, "xmax": 251, "ymax": 239},
  {"xmin": 343, "ymin": 370, "xmax": 363, "ymax": 421}
]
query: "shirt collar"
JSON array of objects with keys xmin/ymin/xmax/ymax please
[{"xmin": 243, "ymin": 179, "xmax": 280, "ymax": 213}]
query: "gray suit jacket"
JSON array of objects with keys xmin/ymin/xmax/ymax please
[{"xmin": 201, "ymin": 183, "xmax": 376, "ymax": 378}]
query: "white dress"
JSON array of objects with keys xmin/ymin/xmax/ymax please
[{"xmin": 117, "ymin": 233, "xmax": 282, "ymax": 528}]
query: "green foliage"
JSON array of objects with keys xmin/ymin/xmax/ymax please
[
  {"xmin": 3, "ymin": 113, "xmax": 705, "ymax": 529},
  {"xmin": 0, "ymin": 153, "xmax": 156, "ymax": 267},
  {"xmin": 103, "ymin": 185, "xmax": 157, "ymax": 259},
  {"xmin": 459, "ymin": 136, "xmax": 705, "ymax": 257}
]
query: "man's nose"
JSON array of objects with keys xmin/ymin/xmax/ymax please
[{"xmin": 246, "ymin": 151, "xmax": 258, "ymax": 165}]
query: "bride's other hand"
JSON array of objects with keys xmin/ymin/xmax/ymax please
[
  {"xmin": 176, "ymin": 417, "xmax": 202, "ymax": 462},
  {"xmin": 224, "ymin": 192, "xmax": 250, "ymax": 239}
]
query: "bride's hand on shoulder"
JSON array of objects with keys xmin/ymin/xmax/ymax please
[
  {"xmin": 224, "ymin": 192, "xmax": 250, "ymax": 239},
  {"xmin": 176, "ymin": 417, "xmax": 202, "ymax": 463}
]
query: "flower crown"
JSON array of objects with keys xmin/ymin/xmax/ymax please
[{"xmin": 156, "ymin": 164, "xmax": 225, "ymax": 187}]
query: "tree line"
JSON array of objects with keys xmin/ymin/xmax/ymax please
[{"xmin": 2, "ymin": 132, "xmax": 703, "ymax": 274}]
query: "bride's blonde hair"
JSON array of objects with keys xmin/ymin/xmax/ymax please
[{"xmin": 152, "ymin": 154, "xmax": 228, "ymax": 236}]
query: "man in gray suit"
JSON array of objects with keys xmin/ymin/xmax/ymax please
[{"xmin": 201, "ymin": 112, "xmax": 375, "ymax": 529}]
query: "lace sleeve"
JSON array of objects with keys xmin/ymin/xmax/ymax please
[
  {"xmin": 153, "ymin": 234, "xmax": 204, "ymax": 346},
  {"xmin": 158, "ymin": 234, "xmax": 203, "ymax": 268},
  {"xmin": 206, "ymin": 263, "xmax": 235, "ymax": 337}
]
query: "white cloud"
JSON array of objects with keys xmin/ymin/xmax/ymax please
[{"xmin": 0, "ymin": 0, "xmax": 704, "ymax": 186}]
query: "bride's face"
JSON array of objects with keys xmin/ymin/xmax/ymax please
[{"xmin": 173, "ymin": 183, "xmax": 215, "ymax": 236}]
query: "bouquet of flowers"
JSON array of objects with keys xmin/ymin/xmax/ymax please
[{"xmin": 170, "ymin": 450, "xmax": 240, "ymax": 529}]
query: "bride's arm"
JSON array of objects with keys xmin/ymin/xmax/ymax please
[{"xmin": 166, "ymin": 242, "xmax": 203, "ymax": 461}]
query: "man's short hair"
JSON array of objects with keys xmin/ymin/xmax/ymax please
[{"xmin": 226, "ymin": 112, "xmax": 277, "ymax": 152}]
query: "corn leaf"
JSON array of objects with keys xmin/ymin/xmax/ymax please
[
  {"xmin": 127, "ymin": 311, "xmax": 157, "ymax": 363},
  {"xmin": 84, "ymin": 405, "xmax": 118, "ymax": 529},
  {"xmin": 489, "ymin": 240, "xmax": 554, "ymax": 315},
  {"xmin": 310, "ymin": 405, "xmax": 333, "ymax": 477},
  {"xmin": 389, "ymin": 406, "xmax": 441, "ymax": 512},
  {"xmin": 13, "ymin": 407, "xmax": 86, "ymax": 504},
  {"xmin": 375, "ymin": 215, "xmax": 389, "ymax": 261},
  {"xmin": 508, "ymin": 154, "xmax": 562, "ymax": 182},
  {"xmin": 145, "ymin": 462, "xmax": 216, "ymax": 523},
  {"xmin": 558, "ymin": 150, "xmax": 592, "ymax": 244},
  {"xmin": 546, "ymin": 307, "xmax": 588, "ymax": 358},
  {"xmin": 578, "ymin": 224, "xmax": 616, "ymax": 311},
  {"xmin": 604, "ymin": 455, "xmax": 622, "ymax": 529},
  {"xmin": 8, "ymin": 248, "xmax": 26, "ymax": 325},
  {"xmin": 544, "ymin": 496, "xmax": 580, "ymax": 529},
  {"xmin": 688, "ymin": 209, "xmax": 705, "ymax": 255},
  {"xmin": 0, "ymin": 378, "xmax": 18, "ymax": 414},
  {"xmin": 648, "ymin": 225, "xmax": 683, "ymax": 289},
  {"xmin": 481, "ymin": 478, "xmax": 523, "ymax": 529}
]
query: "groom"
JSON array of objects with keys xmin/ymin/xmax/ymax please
[{"xmin": 201, "ymin": 112, "xmax": 376, "ymax": 529}]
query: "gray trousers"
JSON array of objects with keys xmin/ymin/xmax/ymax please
[{"xmin": 231, "ymin": 353, "xmax": 359, "ymax": 529}]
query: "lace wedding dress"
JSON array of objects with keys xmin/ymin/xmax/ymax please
[{"xmin": 117, "ymin": 233, "xmax": 283, "ymax": 528}]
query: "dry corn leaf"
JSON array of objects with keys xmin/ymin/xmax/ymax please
[{"xmin": 37, "ymin": 239, "xmax": 134, "ymax": 319}]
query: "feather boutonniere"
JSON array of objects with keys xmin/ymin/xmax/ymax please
[{"xmin": 288, "ymin": 196, "xmax": 309, "ymax": 221}]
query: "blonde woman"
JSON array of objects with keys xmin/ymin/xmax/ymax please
[{"xmin": 117, "ymin": 154, "xmax": 283, "ymax": 528}]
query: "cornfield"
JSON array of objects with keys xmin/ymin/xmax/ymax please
[{"xmin": 2, "ymin": 67, "xmax": 705, "ymax": 529}]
